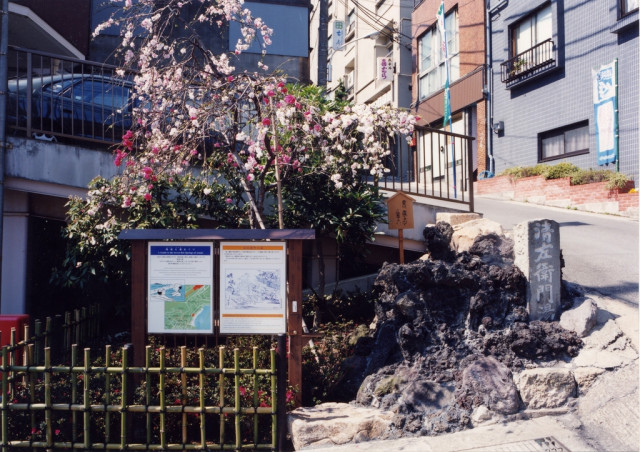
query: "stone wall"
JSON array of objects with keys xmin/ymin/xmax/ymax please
[{"xmin": 475, "ymin": 175, "xmax": 638, "ymax": 218}]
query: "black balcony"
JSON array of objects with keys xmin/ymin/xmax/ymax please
[{"xmin": 501, "ymin": 39, "xmax": 556, "ymax": 84}]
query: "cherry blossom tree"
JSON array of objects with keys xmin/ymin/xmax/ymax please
[
  {"xmin": 54, "ymin": 0, "xmax": 416, "ymax": 306},
  {"xmin": 92, "ymin": 0, "xmax": 415, "ymax": 229}
]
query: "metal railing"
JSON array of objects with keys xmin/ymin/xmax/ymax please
[
  {"xmin": 6, "ymin": 46, "xmax": 135, "ymax": 146},
  {"xmin": 376, "ymin": 126, "xmax": 475, "ymax": 211},
  {"xmin": 501, "ymin": 39, "xmax": 556, "ymax": 84}
]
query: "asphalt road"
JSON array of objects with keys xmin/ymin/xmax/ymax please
[{"xmin": 474, "ymin": 196, "xmax": 639, "ymax": 306}]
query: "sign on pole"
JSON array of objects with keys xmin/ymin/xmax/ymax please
[
  {"xmin": 333, "ymin": 21, "xmax": 345, "ymax": 50},
  {"xmin": 377, "ymin": 57, "xmax": 394, "ymax": 82},
  {"xmin": 147, "ymin": 242, "xmax": 214, "ymax": 334},
  {"xmin": 219, "ymin": 242, "xmax": 287, "ymax": 334},
  {"xmin": 386, "ymin": 192, "xmax": 415, "ymax": 264},
  {"xmin": 593, "ymin": 59, "xmax": 618, "ymax": 166}
]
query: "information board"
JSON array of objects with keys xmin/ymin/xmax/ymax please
[
  {"xmin": 147, "ymin": 242, "xmax": 214, "ymax": 334},
  {"xmin": 219, "ymin": 242, "xmax": 287, "ymax": 334}
]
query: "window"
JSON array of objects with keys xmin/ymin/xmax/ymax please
[
  {"xmin": 346, "ymin": 9, "xmax": 356, "ymax": 36},
  {"xmin": 512, "ymin": 4, "xmax": 552, "ymax": 57},
  {"xmin": 418, "ymin": 8, "xmax": 459, "ymax": 101},
  {"xmin": 539, "ymin": 121, "xmax": 589, "ymax": 161},
  {"xmin": 621, "ymin": 0, "xmax": 639, "ymax": 16},
  {"xmin": 501, "ymin": 3, "xmax": 555, "ymax": 83}
]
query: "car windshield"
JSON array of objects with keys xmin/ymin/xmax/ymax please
[{"xmin": 43, "ymin": 79, "xmax": 75, "ymax": 95}]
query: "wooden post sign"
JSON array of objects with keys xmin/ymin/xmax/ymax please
[{"xmin": 386, "ymin": 192, "xmax": 415, "ymax": 264}]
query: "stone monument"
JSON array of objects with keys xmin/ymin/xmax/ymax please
[{"xmin": 514, "ymin": 219, "xmax": 562, "ymax": 321}]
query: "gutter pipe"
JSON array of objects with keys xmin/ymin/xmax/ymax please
[
  {"xmin": 0, "ymin": 0, "xmax": 8, "ymax": 308},
  {"xmin": 485, "ymin": 0, "xmax": 508, "ymax": 176}
]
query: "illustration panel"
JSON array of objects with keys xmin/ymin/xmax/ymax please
[{"xmin": 219, "ymin": 242, "xmax": 287, "ymax": 334}]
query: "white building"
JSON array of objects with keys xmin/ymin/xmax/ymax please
[{"xmin": 310, "ymin": 0, "xmax": 412, "ymax": 109}]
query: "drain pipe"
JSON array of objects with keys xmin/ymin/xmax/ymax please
[
  {"xmin": 485, "ymin": 0, "xmax": 508, "ymax": 176},
  {"xmin": 0, "ymin": 0, "xmax": 8, "ymax": 307}
]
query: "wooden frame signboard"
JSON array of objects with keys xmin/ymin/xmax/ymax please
[{"xmin": 119, "ymin": 228, "xmax": 315, "ymax": 406}]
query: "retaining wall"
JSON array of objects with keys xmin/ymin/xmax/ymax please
[{"xmin": 475, "ymin": 175, "xmax": 638, "ymax": 218}]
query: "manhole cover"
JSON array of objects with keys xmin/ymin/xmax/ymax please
[{"xmin": 457, "ymin": 436, "xmax": 569, "ymax": 452}]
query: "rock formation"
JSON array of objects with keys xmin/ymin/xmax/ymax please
[{"xmin": 341, "ymin": 221, "xmax": 581, "ymax": 436}]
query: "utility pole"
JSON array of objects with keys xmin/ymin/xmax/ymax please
[
  {"xmin": 318, "ymin": 0, "xmax": 328, "ymax": 86},
  {"xmin": 0, "ymin": 0, "xmax": 9, "ymax": 310}
]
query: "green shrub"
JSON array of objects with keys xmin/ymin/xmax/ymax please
[
  {"xmin": 501, "ymin": 164, "xmax": 549, "ymax": 179},
  {"xmin": 501, "ymin": 163, "xmax": 632, "ymax": 190},
  {"xmin": 302, "ymin": 321, "xmax": 360, "ymax": 406},
  {"xmin": 543, "ymin": 162, "xmax": 580, "ymax": 179},
  {"xmin": 605, "ymin": 172, "xmax": 631, "ymax": 190}
]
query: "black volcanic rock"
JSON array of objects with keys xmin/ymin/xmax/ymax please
[{"xmin": 348, "ymin": 229, "xmax": 582, "ymax": 437}]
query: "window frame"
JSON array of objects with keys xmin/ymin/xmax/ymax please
[
  {"xmin": 538, "ymin": 120, "xmax": 590, "ymax": 162},
  {"xmin": 417, "ymin": 7, "xmax": 459, "ymax": 101},
  {"xmin": 620, "ymin": 0, "xmax": 639, "ymax": 18},
  {"xmin": 510, "ymin": 3, "xmax": 552, "ymax": 59}
]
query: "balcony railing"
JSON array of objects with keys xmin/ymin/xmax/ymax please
[
  {"xmin": 375, "ymin": 127, "xmax": 474, "ymax": 212},
  {"xmin": 501, "ymin": 39, "xmax": 556, "ymax": 84},
  {"xmin": 6, "ymin": 46, "xmax": 136, "ymax": 147}
]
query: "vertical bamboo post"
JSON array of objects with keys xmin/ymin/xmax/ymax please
[
  {"xmin": 181, "ymin": 346, "xmax": 187, "ymax": 445},
  {"xmin": 64, "ymin": 312, "xmax": 71, "ymax": 355},
  {"xmin": 50, "ymin": 316, "xmax": 63, "ymax": 364},
  {"xmin": 81, "ymin": 308, "xmax": 88, "ymax": 345},
  {"xmin": 104, "ymin": 345, "xmax": 111, "ymax": 443},
  {"xmin": 218, "ymin": 346, "xmax": 225, "ymax": 446},
  {"xmin": 198, "ymin": 348, "xmax": 206, "ymax": 449},
  {"xmin": 159, "ymin": 347, "xmax": 166, "ymax": 450},
  {"xmin": 23, "ymin": 323, "xmax": 30, "ymax": 369},
  {"xmin": 234, "ymin": 348, "xmax": 241, "ymax": 451},
  {"xmin": 8, "ymin": 329, "xmax": 15, "ymax": 400},
  {"xmin": 83, "ymin": 348, "xmax": 91, "ymax": 449},
  {"xmin": 74, "ymin": 310, "xmax": 80, "ymax": 347},
  {"xmin": 252, "ymin": 347, "xmax": 258, "ymax": 447},
  {"xmin": 44, "ymin": 348, "xmax": 52, "ymax": 449},
  {"xmin": 120, "ymin": 345, "xmax": 129, "ymax": 449},
  {"xmin": 27, "ymin": 344, "xmax": 35, "ymax": 437},
  {"xmin": 145, "ymin": 346, "xmax": 152, "ymax": 445},
  {"xmin": 1, "ymin": 347, "xmax": 8, "ymax": 451},
  {"xmin": 71, "ymin": 345, "xmax": 78, "ymax": 443},
  {"xmin": 34, "ymin": 320, "xmax": 41, "ymax": 365},
  {"xmin": 45, "ymin": 317, "xmax": 52, "ymax": 350}
]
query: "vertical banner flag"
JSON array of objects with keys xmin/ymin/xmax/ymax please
[
  {"xmin": 592, "ymin": 60, "xmax": 618, "ymax": 166},
  {"xmin": 436, "ymin": 0, "xmax": 451, "ymax": 127},
  {"xmin": 437, "ymin": 0, "xmax": 456, "ymax": 197}
]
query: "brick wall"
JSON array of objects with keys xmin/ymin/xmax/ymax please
[{"xmin": 476, "ymin": 175, "xmax": 639, "ymax": 217}]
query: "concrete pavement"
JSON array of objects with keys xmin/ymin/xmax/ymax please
[{"xmin": 301, "ymin": 415, "xmax": 596, "ymax": 451}]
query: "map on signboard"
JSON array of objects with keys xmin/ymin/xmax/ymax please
[
  {"xmin": 223, "ymin": 269, "xmax": 283, "ymax": 310},
  {"xmin": 149, "ymin": 282, "xmax": 212, "ymax": 331}
]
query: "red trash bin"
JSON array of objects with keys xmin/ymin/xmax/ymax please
[{"xmin": 0, "ymin": 314, "xmax": 30, "ymax": 347}]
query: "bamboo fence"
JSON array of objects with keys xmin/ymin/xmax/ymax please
[{"xmin": 0, "ymin": 344, "xmax": 278, "ymax": 450}]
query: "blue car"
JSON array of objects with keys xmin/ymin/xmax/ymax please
[{"xmin": 7, "ymin": 73, "xmax": 135, "ymax": 144}]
